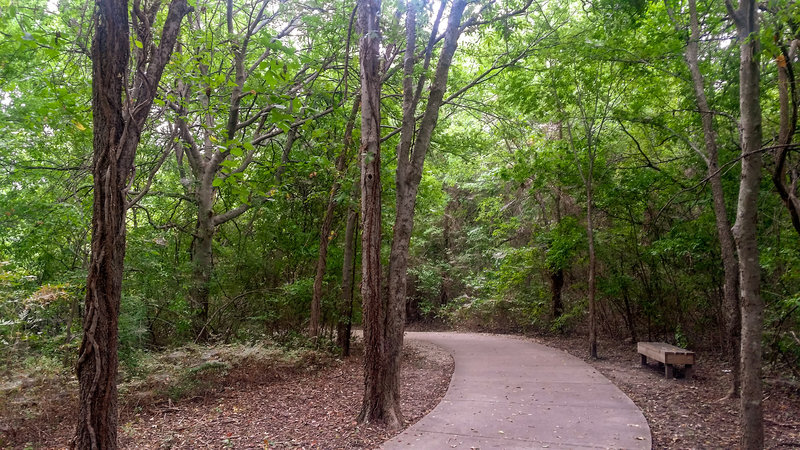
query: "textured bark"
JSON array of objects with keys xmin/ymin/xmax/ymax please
[
  {"xmin": 357, "ymin": 0, "xmax": 395, "ymax": 428},
  {"xmin": 685, "ymin": 0, "xmax": 741, "ymax": 397},
  {"xmin": 381, "ymin": 0, "xmax": 468, "ymax": 428},
  {"xmin": 310, "ymin": 98, "xmax": 360, "ymax": 338},
  {"xmin": 726, "ymin": 0, "xmax": 764, "ymax": 447},
  {"xmin": 74, "ymin": 2, "xmax": 128, "ymax": 446},
  {"xmin": 189, "ymin": 181, "xmax": 215, "ymax": 340},
  {"xmin": 75, "ymin": 0, "xmax": 189, "ymax": 447}
]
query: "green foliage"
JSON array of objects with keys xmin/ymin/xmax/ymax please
[
  {"xmin": 0, "ymin": 0, "xmax": 798, "ymax": 392},
  {"xmin": 543, "ymin": 217, "xmax": 584, "ymax": 272}
]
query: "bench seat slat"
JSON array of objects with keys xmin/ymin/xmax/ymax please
[{"xmin": 637, "ymin": 342, "xmax": 695, "ymax": 365}]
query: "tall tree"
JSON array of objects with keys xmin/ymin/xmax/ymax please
[
  {"xmin": 668, "ymin": 0, "xmax": 741, "ymax": 397},
  {"xmin": 725, "ymin": 0, "xmax": 764, "ymax": 446},
  {"xmin": 74, "ymin": 0, "xmax": 190, "ymax": 447},
  {"xmin": 552, "ymin": 59, "xmax": 624, "ymax": 359},
  {"xmin": 380, "ymin": 0, "xmax": 469, "ymax": 426},
  {"xmin": 166, "ymin": 0, "xmax": 342, "ymax": 338},
  {"xmin": 168, "ymin": 4, "xmax": 297, "ymax": 339},
  {"xmin": 356, "ymin": 0, "xmax": 391, "ymax": 427},
  {"xmin": 358, "ymin": 0, "xmax": 534, "ymax": 426}
]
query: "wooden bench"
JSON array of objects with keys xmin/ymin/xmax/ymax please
[{"xmin": 637, "ymin": 342, "xmax": 695, "ymax": 379}]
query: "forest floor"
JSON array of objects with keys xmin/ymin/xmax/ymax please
[
  {"xmin": 0, "ymin": 339, "xmax": 453, "ymax": 449},
  {"xmin": 3, "ymin": 331, "xmax": 799, "ymax": 448},
  {"xmin": 534, "ymin": 334, "xmax": 800, "ymax": 448}
]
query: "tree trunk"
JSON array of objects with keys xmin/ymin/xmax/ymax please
[
  {"xmin": 275, "ymin": 127, "xmax": 297, "ymax": 186},
  {"xmin": 379, "ymin": 0, "xmax": 468, "ymax": 429},
  {"xmin": 587, "ymin": 183, "xmax": 598, "ymax": 359},
  {"xmin": 190, "ymin": 187, "xmax": 215, "ymax": 341},
  {"xmin": 622, "ymin": 289, "xmax": 638, "ymax": 343},
  {"xmin": 356, "ymin": 0, "xmax": 397, "ymax": 428},
  {"xmin": 74, "ymin": 0, "xmax": 189, "ymax": 447},
  {"xmin": 726, "ymin": 0, "xmax": 764, "ymax": 446},
  {"xmin": 74, "ymin": 2, "xmax": 129, "ymax": 446},
  {"xmin": 550, "ymin": 268, "xmax": 564, "ymax": 318},
  {"xmin": 311, "ymin": 98, "xmax": 360, "ymax": 338},
  {"xmin": 550, "ymin": 188, "xmax": 565, "ymax": 319},
  {"xmin": 685, "ymin": 0, "xmax": 741, "ymax": 397},
  {"xmin": 337, "ymin": 191, "xmax": 358, "ymax": 357}
]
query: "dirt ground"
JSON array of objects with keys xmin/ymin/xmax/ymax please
[
  {"xmin": 0, "ymin": 340, "xmax": 453, "ymax": 449},
  {"xmin": 534, "ymin": 334, "xmax": 800, "ymax": 449},
  {"xmin": 3, "ymin": 332, "xmax": 799, "ymax": 449}
]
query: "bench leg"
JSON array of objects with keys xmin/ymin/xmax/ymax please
[
  {"xmin": 641, "ymin": 354, "xmax": 647, "ymax": 366},
  {"xmin": 665, "ymin": 364, "xmax": 674, "ymax": 379},
  {"xmin": 685, "ymin": 364, "xmax": 694, "ymax": 380}
]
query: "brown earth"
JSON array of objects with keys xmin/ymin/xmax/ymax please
[
  {"xmin": 0, "ymin": 339, "xmax": 453, "ymax": 449},
  {"xmin": 3, "ymin": 332, "xmax": 799, "ymax": 449}
]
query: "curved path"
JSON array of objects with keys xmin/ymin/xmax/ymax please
[{"xmin": 383, "ymin": 332, "xmax": 651, "ymax": 449}]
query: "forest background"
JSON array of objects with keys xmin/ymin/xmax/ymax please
[{"xmin": 0, "ymin": 0, "xmax": 799, "ymax": 446}]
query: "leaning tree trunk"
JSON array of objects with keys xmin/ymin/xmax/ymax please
[
  {"xmin": 357, "ymin": 0, "xmax": 394, "ymax": 427},
  {"xmin": 685, "ymin": 0, "xmax": 741, "ymax": 397},
  {"xmin": 75, "ymin": 0, "xmax": 190, "ymax": 447},
  {"xmin": 381, "ymin": 0, "xmax": 468, "ymax": 430},
  {"xmin": 310, "ymin": 98, "xmax": 360, "ymax": 338},
  {"xmin": 726, "ymin": 0, "xmax": 764, "ymax": 447}
]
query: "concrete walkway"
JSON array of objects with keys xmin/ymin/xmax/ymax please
[{"xmin": 383, "ymin": 332, "xmax": 651, "ymax": 449}]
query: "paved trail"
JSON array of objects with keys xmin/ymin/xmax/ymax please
[{"xmin": 383, "ymin": 332, "xmax": 651, "ymax": 449}]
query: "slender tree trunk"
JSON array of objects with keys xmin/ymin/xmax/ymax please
[
  {"xmin": 587, "ymin": 182, "xmax": 598, "ymax": 359},
  {"xmin": 74, "ymin": 0, "xmax": 189, "ymax": 447},
  {"xmin": 622, "ymin": 289, "xmax": 638, "ymax": 343},
  {"xmin": 551, "ymin": 75, "xmax": 599, "ymax": 359},
  {"xmin": 337, "ymin": 191, "xmax": 359, "ymax": 357},
  {"xmin": 550, "ymin": 268, "xmax": 564, "ymax": 318},
  {"xmin": 550, "ymin": 189, "xmax": 564, "ymax": 319},
  {"xmin": 311, "ymin": 98, "xmax": 360, "ymax": 338},
  {"xmin": 357, "ymin": 0, "xmax": 396, "ymax": 427},
  {"xmin": 685, "ymin": 0, "xmax": 741, "ymax": 397},
  {"xmin": 726, "ymin": 0, "xmax": 764, "ymax": 447}
]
